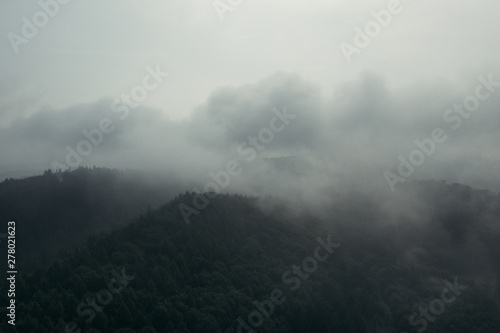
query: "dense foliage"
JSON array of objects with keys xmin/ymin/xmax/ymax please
[
  {"xmin": 0, "ymin": 170, "xmax": 499, "ymax": 332},
  {"xmin": 0, "ymin": 167, "xmax": 183, "ymax": 270}
]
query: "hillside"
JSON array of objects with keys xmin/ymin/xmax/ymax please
[
  {"xmin": 0, "ymin": 181, "xmax": 499, "ymax": 332},
  {"xmin": 0, "ymin": 167, "xmax": 186, "ymax": 270}
]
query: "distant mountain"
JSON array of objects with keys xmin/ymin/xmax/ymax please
[
  {"xmin": 0, "ymin": 167, "xmax": 186, "ymax": 271},
  {"xmin": 0, "ymin": 181, "xmax": 499, "ymax": 332}
]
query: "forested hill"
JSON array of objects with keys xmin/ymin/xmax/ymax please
[
  {"xmin": 1, "ymin": 188, "xmax": 499, "ymax": 332},
  {"xmin": 0, "ymin": 167, "xmax": 185, "ymax": 270}
]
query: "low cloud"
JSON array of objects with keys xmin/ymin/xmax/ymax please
[{"xmin": 1, "ymin": 71, "xmax": 500, "ymax": 195}]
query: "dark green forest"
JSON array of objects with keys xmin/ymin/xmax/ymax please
[
  {"xmin": 0, "ymin": 169, "xmax": 499, "ymax": 332},
  {"xmin": 0, "ymin": 167, "xmax": 186, "ymax": 270}
]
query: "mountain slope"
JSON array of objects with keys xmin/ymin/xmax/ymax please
[
  {"xmin": 0, "ymin": 167, "xmax": 185, "ymax": 270},
  {"xmin": 1, "ymin": 187, "xmax": 499, "ymax": 332}
]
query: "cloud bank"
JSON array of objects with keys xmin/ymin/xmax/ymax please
[{"xmin": 1, "ymin": 71, "xmax": 500, "ymax": 196}]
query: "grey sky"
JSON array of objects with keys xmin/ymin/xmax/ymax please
[{"xmin": 0, "ymin": 0, "xmax": 499, "ymax": 193}]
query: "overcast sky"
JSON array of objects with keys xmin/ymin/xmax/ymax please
[{"xmin": 1, "ymin": 0, "xmax": 499, "ymax": 194}]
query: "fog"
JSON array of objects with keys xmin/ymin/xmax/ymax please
[
  {"xmin": 1, "ymin": 70, "xmax": 500, "ymax": 199},
  {"xmin": 2, "ymin": 2, "xmax": 500, "ymax": 332},
  {"xmin": 2, "ymin": 0, "xmax": 500, "ymax": 198}
]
